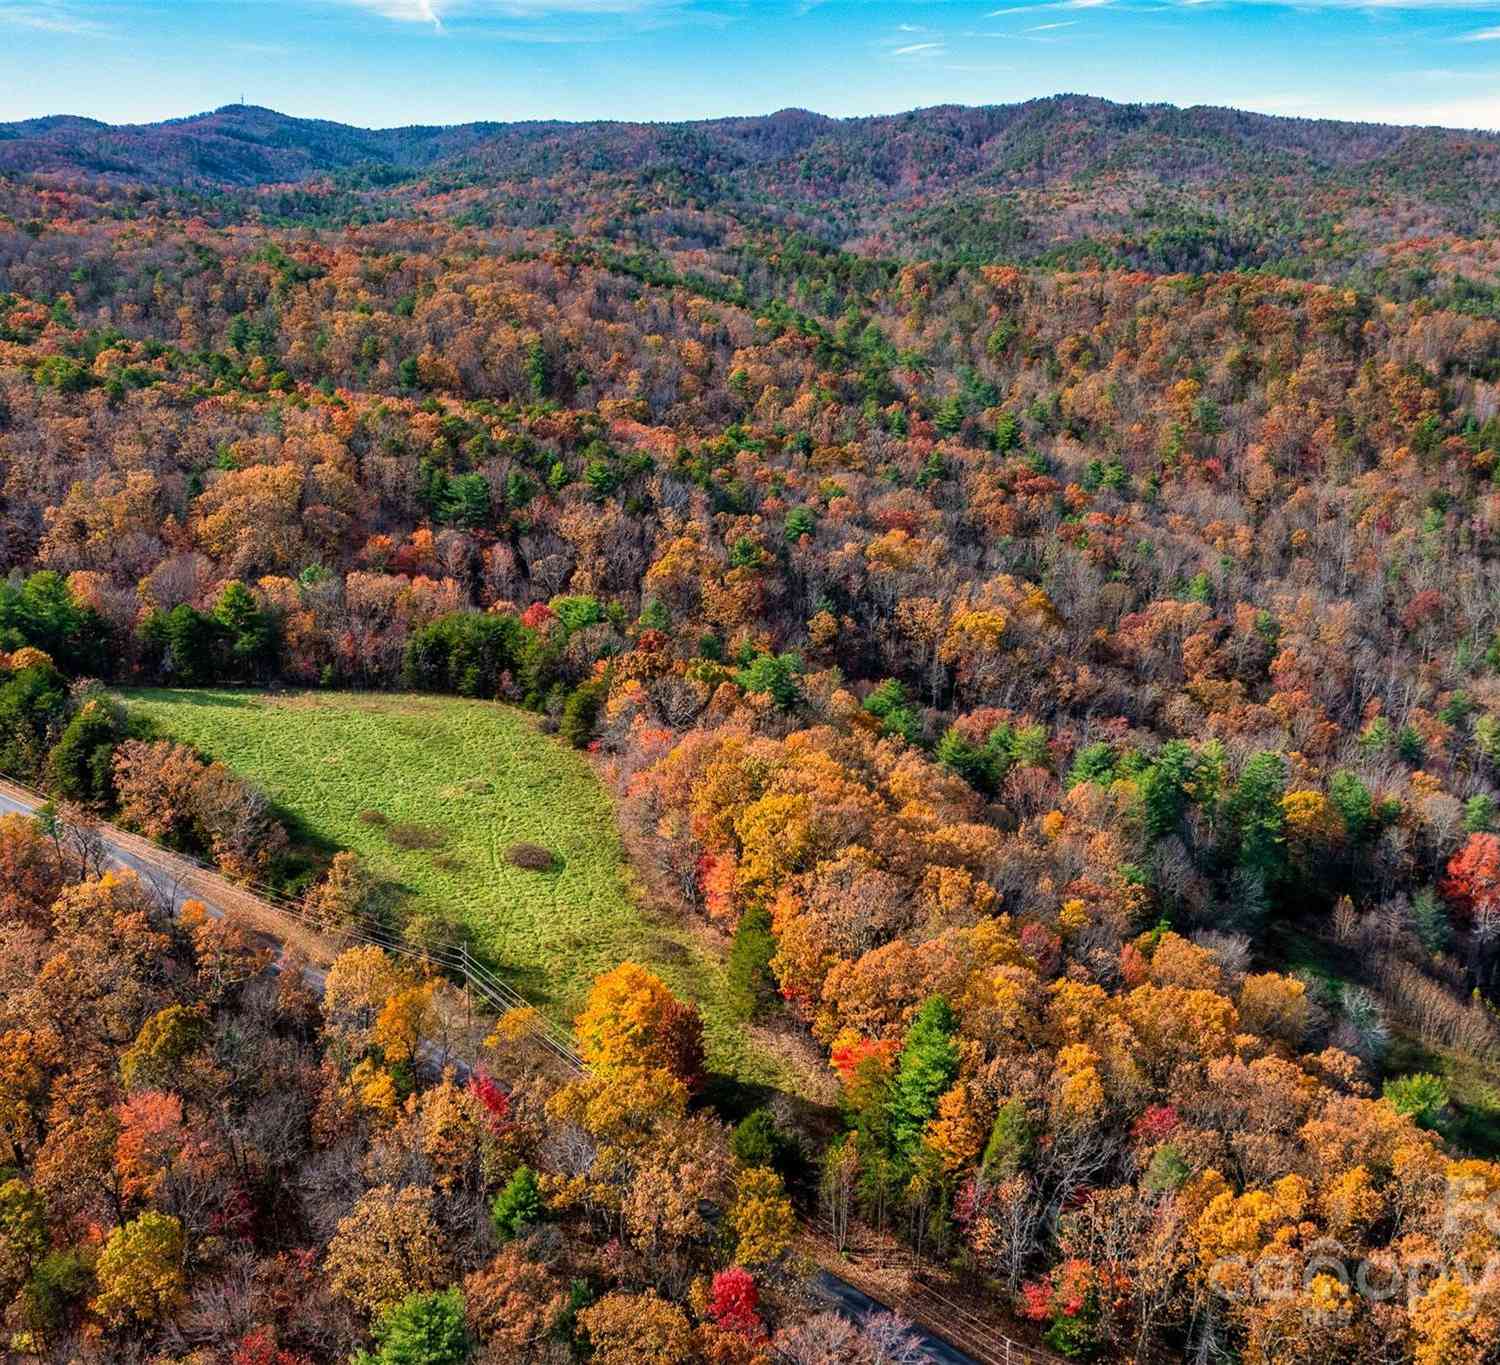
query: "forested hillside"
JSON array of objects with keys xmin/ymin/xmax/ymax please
[
  {"xmin": 7, "ymin": 96, "xmax": 1500, "ymax": 287},
  {"xmin": 2, "ymin": 96, "xmax": 1500, "ymax": 1362}
]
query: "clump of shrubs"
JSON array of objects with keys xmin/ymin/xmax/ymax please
[
  {"xmin": 507, "ymin": 841, "xmax": 556, "ymax": 872},
  {"xmin": 385, "ymin": 822, "xmax": 444, "ymax": 850}
]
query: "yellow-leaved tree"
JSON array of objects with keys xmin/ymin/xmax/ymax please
[
  {"xmin": 324, "ymin": 1184, "xmax": 449, "ymax": 1315},
  {"xmin": 574, "ymin": 962, "xmax": 705, "ymax": 1091},
  {"xmin": 91, "ymin": 1212, "xmax": 185, "ymax": 1328}
]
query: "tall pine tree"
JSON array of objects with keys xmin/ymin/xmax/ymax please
[{"xmin": 888, "ymin": 996, "xmax": 959, "ymax": 1164}]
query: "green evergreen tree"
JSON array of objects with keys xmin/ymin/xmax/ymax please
[
  {"xmin": 560, "ymin": 679, "xmax": 607, "ymax": 749},
  {"xmin": 1328, "ymin": 770, "xmax": 1373, "ymax": 842},
  {"xmin": 888, "ymin": 996, "xmax": 959, "ymax": 1162},
  {"xmin": 139, "ymin": 603, "xmax": 222, "ymax": 685},
  {"xmin": 1410, "ymin": 887, "xmax": 1451, "ymax": 954},
  {"xmin": 1474, "ymin": 715, "xmax": 1500, "ymax": 766},
  {"xmin": 46, "ymin": 697, "xmax": 122, "ymax": 804},
  {"xmin": 727, "ymin": 904, "xmax": 777, "ymax": 1019},
  {"xmin": 402, "ymin": 613, "xmax": 525, "ymax": 697},
  {"xmin": 0, "ymin": 662, "xmax": 69, "ymax": 782},
  {"xmin": 784, "ymin": 506, "xmax": 816, "ymax": 542},
  {"xmin": 355, "ymin": 1288, "xmax": 473, "ymax": 1365},
  {"xmin": 731, "ymin": 1108, "xmax": 789, "ymax": 1172},
  {"xmin": 1067, "ymin": 742, "xmax": 1117, "ymax": 789},
  {"xmin": 980, "ymin": 1097, "xmax": 1034, "ymax": 1177},
  {"xmin": 524, "ymin": 340, "xmax": 548, "ymax": 400},
  {"xmin": 440, "ymin": 472, "xmax": 491, "ymax": 529},
  {"xmin": 637, "ymin": 597, "xmax": 670, "ymax": 631},
  {"xmin": 1383, "ymin": 1073, "xmax": 1448, "ymax": 1129},
  {"xmin": 734, "ymin": 652, "xmax": 802, "ymax": 710},
  {"xmin": 992, "ymin": 407, "xmax": 1020, "ymax": 450},
  {"xmin": 1228, "ymin": 751, "xmax": 1288, "ymax": 883},
  {"xmin": 0, "ymin": 571, "xmax": 110, "ymax": 676},
  {"xmin": 1007, "ymin": 724, "xmax": 1049, "ymax": 768},
  {"xmin": 489, "ymin": 1165, "xmax": 542, "ymax": 1242},
  {"xmin": 935, "ymin": 727, "xmax": 997, "ymax": 794},
  {"xmin": 1139, "ymin": 740, "xmax": 1195, "ymax": 842},
  {"xmin": 212, "ymin": 580, "xmax": 279, "ymax": 679},
  {"xmin": 1144, "ymin": 1144, "xmax": 1190, "ymax": 1193},
  {"xmin": 550, "ymin": 596, "xmax": 603, "ymax": 632},
  {"xmin": 862, "ymin": 679, "xmax": 922, "ymax": 744},
  {"xmin": 1464, "ymin": 793, "xmax": 1498, "ymax": 834},
  {"xmin": 504, "ymin": 469, "xmax": 535, "ymax": 510}
]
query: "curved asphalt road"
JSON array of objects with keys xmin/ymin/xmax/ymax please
[{"xmin": 813, "ymin": 1272, "xmax": 982, "ymax": 1363}]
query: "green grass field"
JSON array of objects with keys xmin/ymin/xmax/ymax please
[{"xmin": 121, "ymin": 688, "xmax": 794, "ymax": 1091}]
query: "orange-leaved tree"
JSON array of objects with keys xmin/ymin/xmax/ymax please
[{"xmin": 574, "ymin": 962, "xmax": 705, "ymax": 1092}]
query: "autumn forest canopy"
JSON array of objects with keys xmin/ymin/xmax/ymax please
[{"xmin": 3, "ymin": 93, "xmax": 1500, "ymax": 1363}]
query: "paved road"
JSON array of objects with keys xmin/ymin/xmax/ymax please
[
  {"xmin": 0, "ymin": 786, "xmax": 189, "ymax": 902},
  {"xmin": 0, "ymin": 785, "xmax": 334, "ymax": 985},
  {"xmin": 813, "ymin": 1272, "xmax": 982, "ymax": 1363}
]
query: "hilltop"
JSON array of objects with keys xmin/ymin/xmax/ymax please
[
  {"xmin": 5, "ymin": 95, "xmax": 1500, "ymax": 275},
  {"xmin": 4, "ymin": 95, "xmax": 1496, "ymax": 193}
]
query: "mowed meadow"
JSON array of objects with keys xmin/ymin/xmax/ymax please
[{"xmin": 121, "ymin": 688, "xmax": 795, "ymax": 1090}]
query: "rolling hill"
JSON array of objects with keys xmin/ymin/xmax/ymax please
[{"xmin": 3, "ymin": 94, "xmax": 1496, "ymax": 204}]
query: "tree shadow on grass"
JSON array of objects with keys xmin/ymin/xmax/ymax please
[
  {"xmin": 476, "ymin": 955, "xmax": 562, "ymax": 1013},
  {"xmin": 702, "ymin": 1072, "xmax": 838, "ymax": 1129},
  {"xmin": 701, "ymin": 1072, "xmax": 778, "ymax": 1122},
  {"xmin": 123, "ymin": 687, "xmax": 262, "ymax": 709},
  {"xmin": 264, "ymin": 800, "xmax": 343, "ymax": 897},
  {"xmin": 644, "ymin": 935, "xmax": 693, "ymax": 966},
  {"xmin": 273, "ymin": 801, "xmax": 341, "ymax": 859},
  {"xmin": 699, "ymin": 1072, "xmax": 840, "ymax": 1200}
]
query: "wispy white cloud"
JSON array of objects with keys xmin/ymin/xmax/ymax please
[
  {"xmin": 0, "ymin": 1, "xmax": 108, "ymax": 35},
  {"xmin": 1461, "ymin": 24, "xmax": 1500, "ymax": 39},
  {"xmin": 1408, "ymin": 63, "xmax": 1500, "ymax": 76},
  {"xmin": 339, "ymin": 0, "xmax": 685, "ymax": 27},
  {"xmin": 346, "ymin": 0, "xmax": 439, "ymax": 23},
  {"xmin": 986, "ymin": 0, "xmax": 1108, "ymax": 14},
  {"xmin": 1238, "ymin": 91, "xmax": 1322, "ymax": 110},
  {"xmin": 225, "ymin": 39, "xmax": 294, "ymax": 56},
  {"xmin": 1378, "ymin": 95, "xmax": 1500, "ymax": 126},
  {"xmin": 1025, "ymin": 19, "xmax": 1079, "ymax": 29},
  {"xmin": 892, "ymin": 39, "xmax": 945, "ymax": 53}
]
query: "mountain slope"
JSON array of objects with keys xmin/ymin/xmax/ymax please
[
  {"xmin": 0, "ymin": 103, "xmax": 505, "ymax": 184},
  {"xmin": 4, "ymin": 94, "xmax": 1498, "ymax": 201}
]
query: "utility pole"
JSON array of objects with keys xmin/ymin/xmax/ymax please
[{"xmin": 462, "ymin": 941, "xmax": 472, "ymax": 1049}]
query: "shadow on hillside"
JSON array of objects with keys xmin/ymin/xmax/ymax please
[{"xmin": 701, "ymin": 1072, "xmax": 778, "ymax": 1122}]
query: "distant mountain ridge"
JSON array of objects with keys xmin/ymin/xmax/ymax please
[
  {"xmin": 2, "ymin": 94, "xmax": 1497, "ymax": 197},
  {"xmin": 0, "ymin": 104, "xmax": 506, "ymax": 184}
]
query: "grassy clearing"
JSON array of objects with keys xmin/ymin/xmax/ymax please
[
  {"xmin": 1384, "ymin": 1033, "xmax": 1500, "ymax": 1159},
  {"xmin": 121, "ymin": 687, "xmax": 798, "ymax": 1092}
]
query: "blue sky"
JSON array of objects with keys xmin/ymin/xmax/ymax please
[{"xmin": 5, "ymin": 0, "xmax": 1500, "ymax": 130}]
